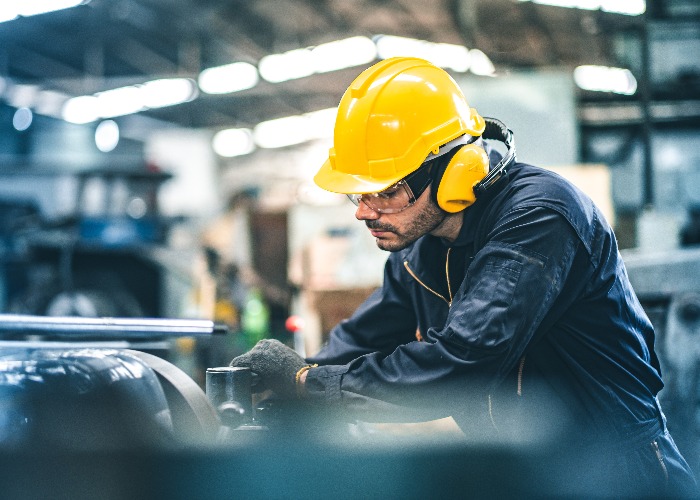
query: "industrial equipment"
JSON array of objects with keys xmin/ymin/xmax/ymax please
[
  {"xmin": 623, "ymin": 245, "xmax": 700, "ymax": 474},
  {"xmin": 0, "ymin": 167, "xmax": 185, "ymax": 320}
]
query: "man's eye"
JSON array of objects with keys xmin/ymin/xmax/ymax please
[{"xmin": 377, "ymin": 188, "xmax": 400, "ymax": 199}]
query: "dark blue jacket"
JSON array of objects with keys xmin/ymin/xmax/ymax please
[{"xmin": 306, "ymin": 156, "xmax": 697, "ymax": 495}]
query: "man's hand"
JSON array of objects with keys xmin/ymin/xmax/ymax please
[{"xmin": 229, "ymin": 339, "xmax": 306, "ymax": 398}]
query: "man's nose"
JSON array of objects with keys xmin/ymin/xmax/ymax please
[{"xmin": 355, "ymin": 199, "xmax": 380, "ymax": 221}]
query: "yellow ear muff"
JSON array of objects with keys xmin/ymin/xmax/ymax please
[{"xmin": 436, "ymin": 144, "xmax": 490, "ymax": 213}]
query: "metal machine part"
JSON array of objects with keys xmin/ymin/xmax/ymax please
[
  {"xmin": 0, "ymin": 314, "xmax": 227, "ymax": 339},
  {"xmin": 127, "ymin": 350, "xmax": 221, "ymax": 445},
  {"xmin": 206, "ymin": 366, "xmax": 254, "ymax": 429},
  {"xmin": 0, "ymin": 348, "xmax": 174, "ymax": 450},
  {"xmin": 0, "ymin": 347, "xmax": 223, "ymax": 450}
]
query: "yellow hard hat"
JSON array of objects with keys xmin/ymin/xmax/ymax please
[{"xmin": 314, "ymin": 57, "xmax": 485, "ymax": 195}]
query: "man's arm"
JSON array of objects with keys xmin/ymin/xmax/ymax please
[
  {"xmin": 306, "ymin": 258, "xmax": 419, "ymax": 366},
  {"xmin": 302, "ymin": 207, "xmax": 582, "ymax": 421}
]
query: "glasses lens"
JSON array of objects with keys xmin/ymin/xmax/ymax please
[{"xmin": 348, "ymin": 181, "xmax": 415, "ymax": 213}]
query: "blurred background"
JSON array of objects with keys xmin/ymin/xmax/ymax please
[{"xmin": 0, "ymin": 0, "xmax": 699, "ymax": 480}]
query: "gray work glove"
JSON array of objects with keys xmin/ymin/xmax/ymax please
[{"xmin": 229, "ymin": 339, "xmax": 306, "ymax": 398}]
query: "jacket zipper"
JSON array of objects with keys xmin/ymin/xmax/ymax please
[
  {"xmin": 403, "ymin": 248, "xmax": 453, "ymax": 306},
  {"xmin": 651, "ymin": 439, "xmax": 669, "ymax": 483},
  {"xmin": 517, "ymin": 356, "xmax": 526, "ymax": 396}
]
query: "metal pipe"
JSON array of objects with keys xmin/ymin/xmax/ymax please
[
  {"xmin": 640, "ymin": 5, "xmax": 654, "ymax": 208},
  {"xmin": 0, "ymin": 314, "xmax": 228, "ymax": 338}
]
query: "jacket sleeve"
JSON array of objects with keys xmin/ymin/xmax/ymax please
[
  {"xmin": 304, "ymin": 207, "xmax": 582, "ymax": 422},
  {"xmin": 306, "ymin": 257, "xmax": 419, "ymax": 366}
]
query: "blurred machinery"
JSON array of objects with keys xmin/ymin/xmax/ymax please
[
  {"xmin": 624, "ymin": 246, "xmax": 700, "ymax": 473},
  {"xmin": 0, "ymin": 167, "xmax": 180, "ymax": 320},
  {"xmin": 0, "ymin": 316, "xmax": 226, "ymax": 448}
]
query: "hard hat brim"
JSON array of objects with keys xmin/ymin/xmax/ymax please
[{"xmin": 313, "ymin": 158, "xmax": 405, "ymax": 195}]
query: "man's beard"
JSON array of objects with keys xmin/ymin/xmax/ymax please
[{"xmin": 366, "ymin": 201, "xmax": 446, "ymax": 252}]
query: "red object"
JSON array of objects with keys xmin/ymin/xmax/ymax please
[{"xmin": 285, "ymin": 315, "xmax": 304, "ymax": 333}]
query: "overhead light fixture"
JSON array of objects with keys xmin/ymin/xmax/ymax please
[
  {"xmin": 259, "ymin": 36, "xmax": 376, "ymax": 83},
  {"xmin": 141, "ymin": 78, "xmax": 198, "ymax": 108},
  {"xmin": 62, "ymin": 95, "xmax": 100, "ymax": 124},
  {"xmin": 374, "ymin": 35, "xmax": 473, "ymax": 73},
  {"xmin": 310, "ymin": 36, "xmax": 377, "ymax": 73},
  {"xmin": 573, "ymin": 65, "xmax": 638, "ymax": 95},
  {"xmin": 12, "ymin": 108, "xmax": 33, "ymax": 132},
  {"xmin": 258, "ymin": 48, "xmax": 315, "ymax": 84},
  {"xmin": 253, "ymin": 115, "xmax": 310, "ymax": 148},
  {"xmin": 212, "ymin": 128, "xmax": 255, "ymax": 157},
  {"xmin": 96, "ymin": 86, "xmax": 146, "ymax": 118},
  {"xmin": 5, "ymin": 83, "xmax": 41, "ymax": 109},
  {"xmin": 62, "ymin": 78, "xmax": 197, "ymax": 123},
  {"xmin": 33, "ymin": 89, "xmax": 71, "ymax": 117},
  {"xmin": 95, "ymin": 120, "xmax": 120, "ymax": 153},
  {"xmin": 198, "ymin": 62, "xmax": 259, "ymax": 94},
  {"xmin": 214, "ymin": 107, "xmax": 337, "ymax": 157},
  {"xmin": 517, "ymin": 0, "xmax": 645, "ymax": 16},
  {"xmin": 303, "ymin": 108, "xmax": 338, "ymax": 140},
  {"xmin": 253, "ymin": 107, "xmax": 337, "ymax": 149},
  {"xmin": 468, "ymin": 49, "xmax": 496, "ymax": 76}
]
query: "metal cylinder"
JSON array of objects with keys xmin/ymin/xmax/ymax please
[{"xmin": 205, "ymin": 366, "xmax": 253, "ymax": 422}]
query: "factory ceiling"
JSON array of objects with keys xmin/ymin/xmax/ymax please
[{"xmin": 0, "ymin": 0, "xmax": 695, "ymax": 133}]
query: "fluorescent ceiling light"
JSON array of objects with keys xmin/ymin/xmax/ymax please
[
  {"xmin": 304, "ymin": 107, "xmax": 338, "ymax": 140},
  {"xmin": 254, "ymin": 115, "xmax": 310, "ymax": 148},
  {"xmin": 62, "ymin": 78, "xmax": 197, "ymax": 123},
  {"xmin": 259, "ymin": 49, "xmax": 315, "ymax": 83},
  {"xmin": 469, "ymin": 49, "xmax": 496, "ymax": 76},
  {"xmin": 259, "ymin": 36, "xmax": 376, "ymax": 83},
  {"xmin": 252, "ymin": 107, "xmax": 337, "ymax": 149},
  {"xmin": 6, "ymin": 84, "xmax": 40, "ymax": 109},
  {"xmin": 375, "ymin": 35, "xmax": 472, "ymax": 73},
  {"xmin": 573, "ymin": 65, "xmax": 637, "ymax": 95},
  {"xmin": 95, "ymin": 120, "xmax": 120, "ymax": 153},
  {"xmin": 517, "ymin": 0, "xmax": 645, "ymax": 15},
  {"xmin": 33, "ymin": 89, "xmax": 70, "ymax": 117},
  {"xmin": 96, "ymin": 86, "xmax": 145, "ymax": 118},
  {"xmin": 311, "ymin": 36, "xmax": 377, "ymax": 73},
  {"xmin": 62, "ymin": 95, "xmax": 100, "ymax": 124},
  {"xmin": 214, "ymin": 107, "xmax": 337, "ymax": 157},
  {"xmin": 212, "ymin": 128, "xmax": 256, "ymax": 157},
  {"xmin": 142, "ymin": 78, "xmax": 198, "ymax": 108},
  {"xmin": 198, "ymin": 62, "xmax": 259, "ymax": 94},
  {"xmin": 12, "ymin": 108, "xmax": 33, "ymax": 132}
]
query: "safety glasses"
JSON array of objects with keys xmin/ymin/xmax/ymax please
[
  {"xmin": 347, "ymin": 179, "xmax": 417, "ymax": 214},
  {"xmin": 347, "ymin": 160, "xmax": 435, "ymax": 214}
]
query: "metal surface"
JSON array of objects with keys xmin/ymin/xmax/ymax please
[
  {"xmin": 127, "ymin": 349, "xmax": 221, "ymax": 444},
  {"xmin": 0, "ymin": 347, "xmax": 175, "ymax": 450},
  {"xmin": 0, "ymin": 313, "xmax": 227, "ymax": 338},
  {"xmin": 206, "ymin": 366, "xmax": 253, "ymax": 427}
]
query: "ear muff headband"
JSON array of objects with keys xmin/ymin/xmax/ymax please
[{"xmin": 434, "ymin": 117, "xmax": 516, "ymax": 213}]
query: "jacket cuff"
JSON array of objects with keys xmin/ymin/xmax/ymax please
[{"xmin": 305, "ymin": 364, "xmax": 348, "ymax": 402}]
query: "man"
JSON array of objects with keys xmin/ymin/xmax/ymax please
[{"xmin": 231, "ymin": 57, "xmax": 697, "ymax": 496}]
